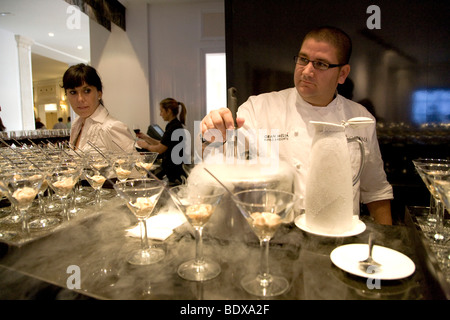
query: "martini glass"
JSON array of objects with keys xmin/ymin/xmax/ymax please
[
  {"xmin": 84, "ymin": 151, "xmax": 113, "ymax": 197},
  {"xmin": 28, "ymin": 161, "xmax": 61, "ymax": 229},
  {"xmin": 134, "ymin": 152, "xmax": 159, "ymax": 178},
  {"xmin": 114, "ymin": 178, "xmax": 166, "ymax": 265},
  {"xmin": 112, "ymin": 154, "xmax": 135, "ymax": 184},
  {"xmin": 170, "ymin": 184, "xmax": 225, "ymax": 281},
  {"xmin": 84, "ymin": 153, "xmax": 113, "ymax": 205},
  {"xmin": 0, "ymin": 169, "xmax": 18, "ymax": 221},
  {"xmin": 232, "ymin": 188, "xmax": 298, "ymax": 297},
  {"xmin": 48, "ymin": 163, "xmax": 82, "ymax": 221},
  {"xmin": 413, "ymin": 158, "xmax": 450, "ymax": 224},
  {"xmin": 433, "ymin": 171, "xmax": 450, "ymax": 212},
  {"xmin": 0, "ymin": 169, "xmax": 44, "ymax": 236},
  {"xmin": 83, "ymin": 167, "xmax": 107, "ymax": 206},
  {"xmin": 414, "ymin": 163, "xmax": 450, "ymax": 242}
]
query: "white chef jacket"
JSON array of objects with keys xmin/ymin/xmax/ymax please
[
  {"xmin": 236, "ymin": 88, "xmax": 393, "ymax": 215},
  {"xmin": 70, "ymin": 105, "xmax": 136, "ymax": 154}
]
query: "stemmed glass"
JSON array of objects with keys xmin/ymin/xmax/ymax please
[
  {"xmin": 414, "ymin": 162, "xmax": 450, "ymax": 242},
  {"xmin": 48, "ymin": 163, "xmax": 82, "ymax": 221},
  {"xmin": 83, "ymin": 167, "xmax": 107, "ymax": 207},
  {"xmin": 134, "ymin": 152, "xmax": 159, "ymax": 178},
  {"xmin": 232, "ymin": 188, "xmax": 298, "ymax": 297},
  {"xmin": 0, "ymin": 169, "xmax": 44, "ymax": 236},
  {"xmin": 83, "ymin": 153, "xmax": 112, "ymax": 206},
  {"xmin": 0, "ymin": 168, "xmax": 19, "ymax": 222},
  {"xmin": 114, "ymin": 178, "xmax": 166, "ymax": 265},
  {"xmin": 413, "ymin": 158, "xmax": 450, "ymax": 225},
  {"xmin": 433, "ymin": 170, "xmax": 450, "ymax": 212},
  {"xmin": 169, "ymin": 184, "xmax": 225, "ymax": 281},
  {"xmin": 112, "ymin": 154, "xmax": 135, "ymax": 184},
  {"xmin": 28, "ymin": 161, "xmax": 61, "ymax": 229}
]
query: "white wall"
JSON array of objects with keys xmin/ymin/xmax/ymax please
[
  {"xmin": 0, "ymin": 0, "xmax": 225, "ymax": 138},
  {"xmin": 0, "ymin": 28, "xmax": 22, "ymax": 131},
  {"xmin": 88, "ymin": 0, "xmax": 226, "ymax": 139},
  {"xmin": 148, "ymin": 1, "xmax": 225, "ymax": 140},
  {"xmin": 89, "ymin": 1, "xmax": 151, "ymax": 133}
]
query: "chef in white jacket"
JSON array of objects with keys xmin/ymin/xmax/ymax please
[{"xmin": 201, "ymin": 26, "xmax": 393, "ymax": 225}]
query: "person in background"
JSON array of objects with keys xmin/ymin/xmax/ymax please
[
  {"xmin": 137, "ymin": 98, "xmax": 188, "ymax": 185},
  {"xmin": 200, "ymin": 26, "xmax": 393, "ymax": 225},
  {"xmin": 62, "ymin": 64, "xmax": 135, "ymax": 153},
  {"xmin": 53, "ymin": 117, "xmax": 67, "ymax": 129},
  {"xmin": 35, "ymin": 117, "xmax": 46, "ymax": 129}
]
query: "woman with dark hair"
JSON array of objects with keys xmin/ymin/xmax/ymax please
[
  {"xmin": 137, "ymin": 98, "xmax": 188, "ymax": 184},
  {"xmin": 62, "ymin": 63, "xmax": 135, "ymax": 153}
]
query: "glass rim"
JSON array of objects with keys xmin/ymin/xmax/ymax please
[
  {"xmin": 113, "ymin": 178, "xmax": 166, "ymax": 189},
  {"xmin": 170, "ymin": 183, "xmax": 226, "ymax": 198},
  {"xmin": 233, "ymin": 188, "xmax": 297, "ymax": 205}
]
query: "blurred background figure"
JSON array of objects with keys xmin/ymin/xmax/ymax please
[
  {"xmin": 137, "ymin": 97, "xmax": 188, "ymax": 185},
  {"xmin": 35, "ymin": 117, "xmax": 46, "ymax": 129},
  {"xmin": 53, "ymin": 117, "xmax": 67, "ymax": 129}
]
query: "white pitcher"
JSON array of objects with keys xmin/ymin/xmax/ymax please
[{"xmin": 304, "ymin": 118, "xmax": 368, "ymax": 234}]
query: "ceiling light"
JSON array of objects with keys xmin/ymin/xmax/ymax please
[
  {"xmin": 48, "ymin": 32, "xmax": 55, "ymax": 37},
  {"xmin": 0, "ymin": 12, "xmax": 12, "ymax": 16},
  {"xmin": 77, "ymin": 45, "xmax": 83, "ymax": 50},
  {"xmin": 45, "ymin": 104, "xmax": 57, "ymax": 112}
]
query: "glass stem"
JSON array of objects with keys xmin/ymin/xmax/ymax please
[
  {"xmin": 428, "ymin": 195, "xmax": 438, "ymax": 224},
  {"xmin": 258, "ymin": 239, "xmax": 271, "ymax": 287},
  {"xmin": 20, "ymin": 209, "xmax": 30, "ymax": 235},
  {"xmin": 62, "ymin": 197, "xmax": 70, "ymax": 220},
  {"xmin": 140, "ymin": 219, "xmax": 150, "ymax": 251},
  {"xmin": 38, "ymin": 193, "xmax": 46, "ymax": 214},
  {"xmin": 195, "ymin": 227, "xmax": 204, "ymax": 265},
  {"xmin": 434, "ymin": 200, "xmax": 445, "ymax": 241},
  {"xmin": 95, "ymin": 189, "xmax": 101, "ymax": 205}
]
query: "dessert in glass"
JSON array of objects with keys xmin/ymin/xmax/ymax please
[
  {"xmin": 48, "ymin": 164, "xmax": 82, "ymax": 221},
  {"xmin": 114, "ymin": 178, "xmax": 166, "ymax": 265},
  {"xmin": 170, "ymin": 184, "xmax": 224, "ymax": 281},
  {"xmin": 232, "ymin": 188, "xmax": 298, "ymax": 296},
  {"xmin": 0, "ymin": 170, "xmax": 45, "ymax": 236},
  {"xmin": 134, "ymin": 152, "xmax": 159, "ymax": 178}
]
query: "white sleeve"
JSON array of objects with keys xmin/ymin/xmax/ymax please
[{"xmin": 359, "ymin": 125, "xmax": 393, "ymax": 203}]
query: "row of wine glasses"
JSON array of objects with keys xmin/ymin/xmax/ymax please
[
  {"xmin": 2, "ymin": 142, "xmax": 299, "ymax": 297},
  {"xmin": 115, "ymin": 171, "xmax": 298, "ymax": 297},
  {"xmin": 0, "ymin": 143, "xmax": 159, "ymax": 239}
]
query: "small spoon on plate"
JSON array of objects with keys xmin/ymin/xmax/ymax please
[{"xmin": 359, "ymin": 233, "xmax": 382, "ymax": 273}]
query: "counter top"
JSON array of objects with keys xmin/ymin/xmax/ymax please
[{"xmin": 0, "ymin": 190, "xmax": 447, "ymax": 301}]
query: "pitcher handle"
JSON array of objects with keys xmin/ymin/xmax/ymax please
[{"xmin": 347, "ymin": 136, "xmax": 365, "ymax": 186}]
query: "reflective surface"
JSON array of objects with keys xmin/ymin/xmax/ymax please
[{"xmin": 0, "ymin": 190, "xmax": 447, "ymax": 300}]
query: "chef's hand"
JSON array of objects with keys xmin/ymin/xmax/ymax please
[{"xmin": 200, "ymin": 107, "xmax": 245, "ymax": 142}]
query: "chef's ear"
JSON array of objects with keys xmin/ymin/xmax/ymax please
[{"xmin": 338, "ymin": 65, "xmax": 351, "ymax": 85}]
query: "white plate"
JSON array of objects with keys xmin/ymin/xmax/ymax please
[
  {"xmin": 294, "ymin": 214, "xmax": 366, "ymax": 237},
  {"xmin": 330, "ymin": 244, "xmax": 416, "ymax": 280}
]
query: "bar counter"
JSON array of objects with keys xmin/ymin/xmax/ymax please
[{"xmin": 0, "ymin": 189, "xmax": 448, "ymax": 300}]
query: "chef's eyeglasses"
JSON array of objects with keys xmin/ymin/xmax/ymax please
[{"xmin": 294, "ymin": 56, "xmax": 346, "ymax": 71}]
